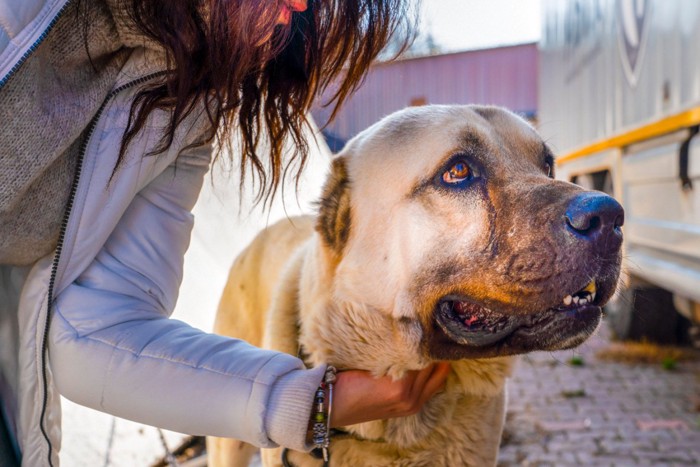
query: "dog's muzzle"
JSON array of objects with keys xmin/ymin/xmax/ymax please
[
  {"xmin": 435, "ymin": 281, "xmax": 601, "ymax": 347},
  {"xmin": 427, "ymin": 189, "xmax": 624, "ymax": 357}
]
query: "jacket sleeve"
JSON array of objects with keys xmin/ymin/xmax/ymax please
[{"xmin": 48, "ymin": 142, "xmax": 324, "ymax": 451}]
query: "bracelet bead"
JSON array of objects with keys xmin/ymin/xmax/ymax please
[{"xmin": 310, "ymin": 365, "xmax": 337, "ymax": 464}]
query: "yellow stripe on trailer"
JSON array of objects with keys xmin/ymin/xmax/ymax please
[{"xmin": 556, "ymin": 107, "xmax": 700, "ymax": 164}]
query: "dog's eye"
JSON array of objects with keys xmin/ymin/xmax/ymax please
[{"xmin": 442, "ymin": 161, "xmax": 472, "ymax": 184}]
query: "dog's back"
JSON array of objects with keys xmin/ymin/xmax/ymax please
[
  {"xmin": 207, "ymin": 215, "xmax": 315, "ymax": 467},
  {"xmin": 213, "ymin": 215, "xmax": 314, "ymax": 345}
]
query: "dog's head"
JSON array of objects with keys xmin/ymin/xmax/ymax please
[{"xmin": 312, "ymin": 105, "xmax": 623, "ymax": 365}]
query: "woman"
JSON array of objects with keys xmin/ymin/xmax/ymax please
[{"xmin": 0, "ymin": 0, "xmax": 450, "ymax": 465}]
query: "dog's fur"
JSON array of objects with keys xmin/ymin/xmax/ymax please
[{"xmin": 207, "ymin": 105, "xmax": 623, "ymax": 466}]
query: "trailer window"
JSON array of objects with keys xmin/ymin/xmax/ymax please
[{"xmin": 571, "ymin": 170, "xmax": 612, "ymax": 195}]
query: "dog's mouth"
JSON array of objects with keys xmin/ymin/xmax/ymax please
[{"xmin": 434, "ymin": 279, "xmax": 602, "ymax": 350}]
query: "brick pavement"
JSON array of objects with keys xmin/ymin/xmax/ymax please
[{"xmin": 498, "ymin": 319, "xmax": 700, "ymax": 466}]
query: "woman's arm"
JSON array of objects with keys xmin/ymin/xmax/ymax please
[{"xmin": 48, "ymin": 142, "xmax": 324, "ymax": 450}]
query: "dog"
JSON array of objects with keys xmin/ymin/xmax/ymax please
[{"xmin": 207, "ymin": 105, "xmax": 624, "ymax": 466}]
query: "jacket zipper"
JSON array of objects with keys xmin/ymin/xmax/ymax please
[
  {"xmin": 0, "ymin": 0, "xmax": 73, "ymax": 90},
  {"xmin": 39, "ymin": 71, "xmax": 167, "ymax": 467}
]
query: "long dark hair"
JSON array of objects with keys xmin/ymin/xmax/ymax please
[{"xmin": 111, "ymin": 0, "xmax": 414, "ymax": 203}]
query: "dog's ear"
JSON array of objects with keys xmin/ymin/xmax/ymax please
[{"xmin": 316, "ymin": 156, "xmax": 352, "ymax": 255}]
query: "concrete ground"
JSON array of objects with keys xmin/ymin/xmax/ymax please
[{"xmin": 498, "ymin": 320, "xmax": 700, "ymax": 466}]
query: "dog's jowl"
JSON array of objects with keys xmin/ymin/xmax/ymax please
[{"xmin": 208, "ymin": 105, "xmax": 624, "ymax": 467}]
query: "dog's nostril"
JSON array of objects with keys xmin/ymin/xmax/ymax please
[
  {"xmin": 566, "ymin": 213, "xmax": 600, "ymax": 234},
  {"xmin": 565, "ymin": 192, "xmax": 624, "ymax": 245},
  {"xmin": 614, "ymin": 213, "xmax": 624, "ymax": 230}
]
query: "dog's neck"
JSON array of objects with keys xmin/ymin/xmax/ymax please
[
  {"xmin": 294, "ymin": 238, "xmax": 427, "ymax": 377},
  {"xmin": 277, "ymin": 237, "xmax": 514, "ymax": 449}
]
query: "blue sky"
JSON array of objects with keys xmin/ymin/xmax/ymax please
[{"xmin": 420, "ymin": 0, "xmax": 541, "ymax": 52}]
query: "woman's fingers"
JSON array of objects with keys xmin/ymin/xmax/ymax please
[
  {"xmin": 397, "ymin": 362, "xmax": 451, "ymax": 415},
  {"xmin": 329, "ymin": 363, "xmax": 451, "ymax": 428},
  {"xmin": 417, "ymin": 362, "xmax": 451, "ymax": 406}
]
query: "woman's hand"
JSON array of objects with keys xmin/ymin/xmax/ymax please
[{"xmin": 329, "ymin": 362, "xmax": 451, "ymax": 427}]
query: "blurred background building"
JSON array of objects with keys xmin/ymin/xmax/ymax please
[{"xmin": 311, "ymin": 43, "xmax": 538, "ymax": 151}]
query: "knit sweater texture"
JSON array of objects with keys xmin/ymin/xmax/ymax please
[{"xmin": 0, "ymin": 0, "xmax": 130, "ymax": 265}]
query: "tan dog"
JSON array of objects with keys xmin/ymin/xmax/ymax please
[{"xmin": 207, "ymin": 105, "xmax": 624, "ymax": 466}]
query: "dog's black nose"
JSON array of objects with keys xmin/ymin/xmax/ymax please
[{"xmin": 565, "ymin": 192, "xmax": 624, "ymax": 252}]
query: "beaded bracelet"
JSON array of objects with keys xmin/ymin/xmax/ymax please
[{"xmin": 311, "ymin": 365, "xmax": 337, "ymax": 463}]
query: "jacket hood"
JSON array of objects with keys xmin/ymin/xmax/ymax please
[
  {"xmin": 0, "ymin": 0, "xmax": 69, "ymax": 86},
  {"xmin": 0, "ymin": 0, "xmax": 162, "ymax": 88}
]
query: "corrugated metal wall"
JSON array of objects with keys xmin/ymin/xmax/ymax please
[{"xmin": 312, "ymin": 43, "xmax": 538, "ymax": 149}]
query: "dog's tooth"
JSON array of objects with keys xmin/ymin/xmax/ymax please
[
  {"xmin": 573, "ymin": 296, "xmax": 580, "ymax": 305},
  {"xmin": 591, "ymin": 291, "xmax": 597, "ymax": 302},
  {"xmin": 580, "ymin": 298, "xmax": 588, "ymax": 305},
  {"xmin": 563, "ymin": 295, "xmax": 572, "ymax": 306},
  {"xmin": 583, "ymin": 280, "xmax": 597, "ymax": 294}
]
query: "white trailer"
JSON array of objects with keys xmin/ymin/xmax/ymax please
[{"xmin": 539, "ymin": 0, "xmax": 700, "ymax": 343}]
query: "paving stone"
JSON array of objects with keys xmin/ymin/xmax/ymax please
[{"xmin": 498, "ymin": 320, "xmax": 700, "ymax": 466}]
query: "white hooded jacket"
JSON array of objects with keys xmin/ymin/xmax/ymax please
[{"xmin": 0, "ymin": 1, "xmax": 325, "ymax": 465}]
